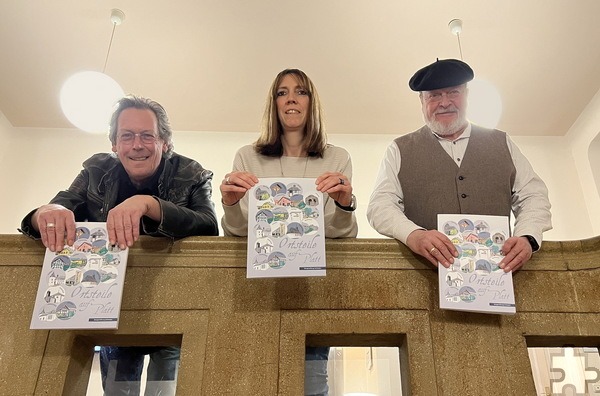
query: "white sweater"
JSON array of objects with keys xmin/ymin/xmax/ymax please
[{"xmin": 222, "ymin": 144, "xmax": 358, "ymax": 238}]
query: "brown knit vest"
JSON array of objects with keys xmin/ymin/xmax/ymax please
[{"xmin": 395, "ymin": 125, "xmax": 516, "ymax": 230}]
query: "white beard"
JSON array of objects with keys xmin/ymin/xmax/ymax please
[
  {"xmin": 423, "ymin": 103, "xmax": 468, "ymax": 136},
  {"xmin": 425, "ymin": 116, "xmax": 467, "ymax": 136}
]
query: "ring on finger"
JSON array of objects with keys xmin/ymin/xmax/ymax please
[
  {"xmin": 47, "ymin": 222, "xmax": 56, "ymax": 228},
  {"xmin": 225, "ymin": 176, "xmax": 231, "ymax": 185},
  {"xmin": 429, "ymin": 247, "xmax": 437, "ymax": 254},
  {"xmin": 339, "ymin": 178, "xmax": 345, "ymax": 185}
]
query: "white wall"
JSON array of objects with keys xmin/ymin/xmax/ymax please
[
  {"xmin": 510, "ymin": 136, "xmax": 592, "ymax": 241},
  {"xmin": 591, "ymin": 135, "xmax": 600, "ymax": 202},
  {"xmin": 566, "ymin": 87, "xmax": 600, "ymax": 236},
  {"xmin": 3, "ymin": 128, "xmax": 108, "ymax": 234},
  {"xmin": 1, "ymin": 120, "xmax": 597, "ymax": 241},
  {"xmin": 0, "ymin": 112, "xmax": 12, "ymax": 176}
]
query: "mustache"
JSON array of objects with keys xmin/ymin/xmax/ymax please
[{"xmin": 434, "ymin": 105, "xmax": 459, "ymax": 115}]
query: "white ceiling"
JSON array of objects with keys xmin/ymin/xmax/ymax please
[{"xmin": 1, "ymin": 1, "xmax": 600, "ymax": 136}]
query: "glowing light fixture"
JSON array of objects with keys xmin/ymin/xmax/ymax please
[
  {"xmin": 448, "ymin": 19, "xmax": 502, "ymax": 129},
  {"xmin": 467, "ymin": 79, "xmax": 503, "ymax": 129},
  {"xmin": 60, "ymin": 9, "xmax": 125, "ymax": 133}
]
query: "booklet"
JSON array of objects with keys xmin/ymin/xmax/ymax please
[
  {"xmin": 30, "ymin": 222, "xmax": 129, "ymax": 329},
  {"xmin": 437, "ymin": 214, "xmax": 516, "ymax": 314},
  {"xmin": 246, "ymin": 178, "xmax": 326, "ymax": 278}
]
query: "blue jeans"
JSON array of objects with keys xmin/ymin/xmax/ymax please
[
  {"xmin": 305, "ymin": 346, "xmax": 330, "ymax": 396},
  {"xmin": 100, "ymin": 346, "xmax": 180, "ymax": 396}
]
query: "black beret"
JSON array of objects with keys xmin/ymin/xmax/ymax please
[{"xmin": 409, "ymin": 59, "xmax": 474, "ymax": 91}]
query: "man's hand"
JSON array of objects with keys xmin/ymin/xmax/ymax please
[
  {"xmin": 499, "ymin": 236, "xmax": 533, "ymax": 272},
  {"xmin": 406, "ymin": 229, "xmax": 458, "ymax": 267},
  {"xmin": 32, "ymin": 204, "xmax": 76, "ymax": 252},
  {"xmin": 107, "ymin": 195, "xmax": 159, "ymax": 249},
  {"xmin": 220, "ymin": 171, "xmax": 259, "ymax": 206}
]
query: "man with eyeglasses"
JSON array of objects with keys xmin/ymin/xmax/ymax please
[
  {"xmin": 367, "ymin": 59, "xmax": 552, "ymax": 272},
  {"xmin": 20, "ymin": 95, "xmax": 218, "ymax": 395}
]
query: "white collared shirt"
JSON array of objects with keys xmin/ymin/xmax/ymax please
[{"xmin": 366, "ymin": 124, "xmax": 552, "ymax": 246}]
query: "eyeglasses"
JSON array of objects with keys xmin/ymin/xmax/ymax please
[
  {"xmin": 117, "ymin": 132, "xmax": 158, "ymax": 144},
  {"xmin": 423, "ymin": 89, "xmax": 464, "ymax": 103}
]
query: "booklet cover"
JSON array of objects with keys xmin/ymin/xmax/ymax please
[
  {"xmin": 437, "ymin": 214, "xmax": 516, "ymax": 315},
  {"xmin": 246, "ymin": 178, "xmax": 326, "ymax": 278},
  {"xmin": 30, "ymin": 222, "xmax": 129, "ymax": 329}
]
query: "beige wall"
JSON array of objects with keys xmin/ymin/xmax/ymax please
[{"xmin": 1, "ymin": 118, "xmax": 597, "ymax": 241}]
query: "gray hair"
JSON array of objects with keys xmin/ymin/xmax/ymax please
[{"xmin": 109, "ymin": 95, "xmax": 174, "ymax": 158}]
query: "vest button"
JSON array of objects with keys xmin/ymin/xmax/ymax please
[
  {"xmin": 458, "ymin": 176, "xmax": 464, "ymax": 180},
  {"xmin": 461, "ymin": 193, "xmax": 467, "ymax": 198}
]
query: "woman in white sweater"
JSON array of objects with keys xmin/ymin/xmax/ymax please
[
  {"xmin": 220, "ymin": 68, "xmax": 358, "ymax": 238},
  {"xmin": 220, "ymin": 69, "xmax": 358, "ymax": 396}
]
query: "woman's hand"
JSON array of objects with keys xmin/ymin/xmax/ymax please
[
  {"xmin": 220, "ymin": 171, "xmax": 259, "ymax": 206},
  {"xmin": 315, "ymin": 172, "xmax": 353, "ymax": 206}
]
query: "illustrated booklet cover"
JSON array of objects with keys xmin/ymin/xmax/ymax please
[
  {"xmin": 247, "ymin": 178, "xmax": 326, "ymax": 278},
  {"xmin": 30, "ymin": 222, "xmax": 129, "ymax": 329},
  {"xmin": 437, "ymin": 214, "xmax": 516, "ymax": 314}
]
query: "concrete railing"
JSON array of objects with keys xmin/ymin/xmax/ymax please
[{"xmin": 0, "ymin": 234, "xmax": 599, "ymax": 395}]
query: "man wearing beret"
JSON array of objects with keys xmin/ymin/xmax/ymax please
[{"xmin": 367, "ymin": 59, "xmax": 552, "ymax": 272}]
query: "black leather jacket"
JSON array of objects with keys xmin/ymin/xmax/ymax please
[{"xmin": 20, "ymin": 153, "xmax": 219, "ymax": 239}]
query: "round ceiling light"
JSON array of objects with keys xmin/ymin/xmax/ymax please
[
  {"xmin": 60, "ymin": 9, "xmax": 126, "ymax": 133},
  {"xmin": 60, "ymin": 71, "xmax": 124, "ymax": 133}
]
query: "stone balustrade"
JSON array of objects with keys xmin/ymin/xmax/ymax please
[{"xmin": 0, "ymin": 235, "xmax": 598, "ymax": 395}]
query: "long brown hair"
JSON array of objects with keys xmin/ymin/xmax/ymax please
[{"xmin": 255, "ymin": 69, "xmax": 327, "ymax": 157}]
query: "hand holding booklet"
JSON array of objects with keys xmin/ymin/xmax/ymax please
[
  {"xmin": 437, "ymin": 214, "xmax": 516, "ymax": 315},
  {"xmin": 246, "ymin": 178, "xmax": 326, "ymax": 278},
  {"xmin": 30, "ymin": 222, "xmax": 129, "ymax": 329}
]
